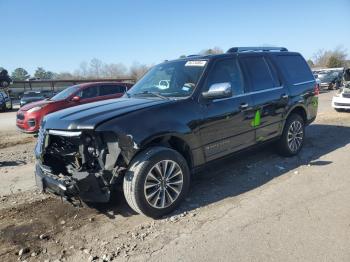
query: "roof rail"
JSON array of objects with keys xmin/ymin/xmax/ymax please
[
  {"xmin": 187, "ymin": 54, "xmax": 201, "ymax": 57},
  {"xmin": 226, "ymin": 47, "xmax": 288, "ymax": 53}
]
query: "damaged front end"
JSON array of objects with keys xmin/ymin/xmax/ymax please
[{"xmin": 34, "ymin": 128, "xmax": 137, "ymax": 203}]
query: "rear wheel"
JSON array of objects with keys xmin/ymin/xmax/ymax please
[
  {"xmin": 277, "ymin": 114, "xmax": 305, "ymax": 156},
  {"xmin": 123, "ymin": 146, "xmax": 190, "ymax": 218}
]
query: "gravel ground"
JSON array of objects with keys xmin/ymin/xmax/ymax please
[{"xmin": 1, "ymin": 91, "xmax": 350, "ymax": 262}]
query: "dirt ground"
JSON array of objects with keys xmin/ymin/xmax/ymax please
[{"xmin": 1, "ymin": 91, "xmax": 350, "ymax": 262}]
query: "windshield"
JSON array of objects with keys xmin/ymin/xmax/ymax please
[
  {"xmin": 50, "ymin": 85, "xmax": 80, "ymax": 101},
  {"xmin": 127, "ymin": 60, "xmax": 207, "ymax": 98}
]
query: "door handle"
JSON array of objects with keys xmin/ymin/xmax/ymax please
[
  {"xmin": 239, "ymin": 103, "xmax": 249, "ymax": 110},
  {"xmin": 281, "ymin": 94, "xmax": 289, "ymax": 99}
]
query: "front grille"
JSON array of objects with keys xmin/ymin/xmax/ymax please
[
  {"xmin": 17, "ymin": 113, "xmax": 25, "ymax": 120},
  {"xmin": 334, "ymin": 102, "xmax": 350, "ymax": 107}
]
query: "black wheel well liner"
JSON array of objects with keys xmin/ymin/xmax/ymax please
[
  {"xmin": 141, "ymin": 136, "xmax": 193, "ymax": 168},
  {"xmin": 287, "ymin": 106, "xmax": 307, "ymax": 123}
]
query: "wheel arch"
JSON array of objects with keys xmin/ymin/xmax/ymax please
[
  {"xmin": 280, "ymin": 105, "xmax": 308, "ymax": 134},
  {"xmin": 287, "ymin": 105, "xmax": 307, "ymax": 123},
  {"xmin": 140, "ymin": 134, "xmax": 194, "ymax": 169}
]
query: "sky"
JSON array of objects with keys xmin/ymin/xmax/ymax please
[{"xmin": 1, "ymin": 0, "xmax": 349, "ymax": 75}]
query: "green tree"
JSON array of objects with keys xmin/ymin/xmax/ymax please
[
  {"xmin": 307, "ymin": 59, "xmax": 314, "ymax": 68},
  {"xmin": 313, "ymin": 47, "xmax": 348, "ymax": 68},
  {"xmin": 11, "ymin": 68, "xmax": 30, "ymax": 80},
  {"xmin": 200, "ymin": 47, "xmax": 224, "ymax": 55},
  {"xmin": 327, "ymin": 56, "xmax": 343, "ymax": 68},
  {"xmin": 34, "ymin": 67, "xmax": 55, "ymax": 79},
  {"xmin": 34, "ymin": 67, "xmax": 46, "ymax": 79}
]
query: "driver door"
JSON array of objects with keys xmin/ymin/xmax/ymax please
[{"xmin": 198, "ymin": 58, "xmax": 255, "ymax": 162}]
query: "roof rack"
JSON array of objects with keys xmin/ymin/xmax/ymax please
[{"xmin": 226, "ymin": 47, "xmax": 288, "ymax": 53}]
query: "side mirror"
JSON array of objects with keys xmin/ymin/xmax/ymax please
[
  {"xmin": 71, "ymin": 96, "xmax": 81, "ymax": 102},
  {"xmin": 202, "ymin": 82, "xmax": 232, "ymax": 99}
]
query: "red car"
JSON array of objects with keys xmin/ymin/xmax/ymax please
[{"xmin": 16, "ymin": 82, "xmax": 132, "ymax": 133}]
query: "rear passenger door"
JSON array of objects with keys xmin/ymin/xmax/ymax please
[{"xmin": 240, "ymin": 55, "xmax": 288, "ymax": 142}]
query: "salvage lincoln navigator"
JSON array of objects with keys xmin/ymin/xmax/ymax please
[{"xmin": 35, "ymin": 47, "xmax": 318, "ymax": 218}]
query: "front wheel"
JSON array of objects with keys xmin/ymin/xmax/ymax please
[
  {"xmin": 277, "ymin": 114, "xmax": 305, "ymax": 156},
  {"xmin": 123, "ymin": 146, "xmax": 190, "ymax": 218}
]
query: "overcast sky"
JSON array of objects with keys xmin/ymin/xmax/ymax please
[{"xmin": 1, "ymin": 0, "xmax": 349, "ymax": 74}]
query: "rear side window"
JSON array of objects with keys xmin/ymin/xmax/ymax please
[
  {"xmin": 275, "ymin": 55, "xmax": 313, "ymax": 84},
  {"xmin": 240, "ymin": 56, "xmax": 275, "ymax": 91},
  {"xmin": 99, "ymin": 85, "xmax": 126, "ymax": 96}
]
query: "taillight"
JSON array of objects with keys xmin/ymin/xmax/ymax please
[{"xmin": 314, "ymin": 84, "xmax": 320, "ymax": 96}]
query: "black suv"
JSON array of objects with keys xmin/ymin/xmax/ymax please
[{"xmin": 35, "ymin": 47, "xmax": 318, "ymax": 218}]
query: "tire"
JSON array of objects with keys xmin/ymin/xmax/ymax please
[
  {"xmin": 335, "ymin": 108, "xmax": 343, "ymax": 112},
  {"xmin": 123, "ymin": 146, "xmax": 190, "ymax": 218},
  {"xmin": 277, "ymin": 114, "xmax": 305, "ymax": 157}
]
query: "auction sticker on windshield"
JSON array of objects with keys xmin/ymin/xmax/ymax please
[{"xmin": 185, "ymin": 61, "xmax": 207, "ymax": 67}]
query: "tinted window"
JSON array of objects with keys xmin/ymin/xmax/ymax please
[
  {"xmin": 99, "ymin": 85, "xmax": 126, "ymax": 96},
  {"xmin": 206, "ymin": 58, "xmax": 244, "ymax": 96},
  {"xmin": 275, "ymin": 55, "xmax": 313, "ymax": 84},
  {"xmin": 80, "ymin": 86, "xmax": 99, "ymax": 99},
  {"xmin": 241, "ymin": 56, "xmax": 275, "ymax": 91}
]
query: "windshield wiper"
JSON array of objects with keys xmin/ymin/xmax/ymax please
[{"xmin": 130, "ymin": 91, "xmax": 170, "ymax": 100}]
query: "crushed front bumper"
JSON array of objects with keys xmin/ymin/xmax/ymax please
[{"xmin": 35, "ymin": 162, "xmax": 111, "ymax": 203}]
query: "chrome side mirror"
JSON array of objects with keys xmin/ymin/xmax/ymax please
[{"xmin": 202, "ymin": 82, "xmax": 232, "ymax": 99}]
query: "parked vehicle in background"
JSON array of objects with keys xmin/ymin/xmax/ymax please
[
  {"xmin": 0, "ymin": 69, "xmax": 12, "ymax": 88},
  {"xmin": 20, "ymin": 90, "xmax": 55, "ymax": 107},
  {"xmin": 16, "ymin": 82, "xmax": 132, "ymax": 133},
  {"xmin": 314, "ymin": 68, "xmax": 344, "ymax": 90},
  {"xmin": 332, "ymin": 68, "xmax": 350, "ymax": 111},
  {"xmin": 0, "ymin": 90, "xmax": 12, "ymax": 111},
  {"xmin": 34, "ymin": 47, "xmax": 318, "ymax": 218}
]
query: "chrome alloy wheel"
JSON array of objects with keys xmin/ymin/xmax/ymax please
[
  {"xmin": 287, "ymin": 120, "xmax": 304, "ymax": 152},
  {"xmin": 144, "ymin": 160, "xmax": 184, "ymax": 209}
]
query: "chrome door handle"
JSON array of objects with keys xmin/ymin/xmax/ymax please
[
  {"xmin": 281, "ymin": 94, "xmax": 289, "ymax": 99},
  {"xmin": 239, "ymin": 103, "xmax": 249, "ymax": 110}
]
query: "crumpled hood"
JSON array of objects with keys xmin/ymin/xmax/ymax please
[
  {"xmin": 42, "ymin": 97, "xmax": 170, "ymax": 130},
  {"xmin": 20, "ymin": 99, "xmax": 54, "ymax": 111}
]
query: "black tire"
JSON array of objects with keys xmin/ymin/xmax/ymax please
[
  {"xmin": 123, "ymin": 146, "xmax": 190, "ymax": 218},
  {"xmin": 335, "ymin": 108, "xmax": 343, "ymax": 112},
  {"xmin": 277, "ymin": 114, "xmax": 305, "ymax": 157}
]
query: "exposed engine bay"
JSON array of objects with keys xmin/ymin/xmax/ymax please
[{"xmin": 36, "ymin": 129, "xmax": 137, "ymax": 203}]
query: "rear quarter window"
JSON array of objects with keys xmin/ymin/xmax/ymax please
[{"xmin": 274, "ymin": 54, "xmax": 313, "ymax": 84}]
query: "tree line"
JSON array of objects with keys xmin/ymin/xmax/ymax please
[{"xmin": 2, "ymin": 47, "xmax": 349, "ymax": 82}]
